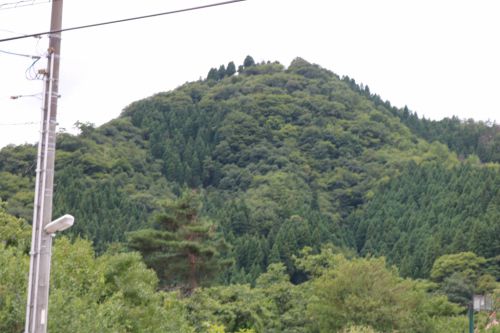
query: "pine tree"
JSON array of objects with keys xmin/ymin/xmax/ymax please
[{"xmin": 127, "ymin": 191, "xmax": 229, "ymax": 293}]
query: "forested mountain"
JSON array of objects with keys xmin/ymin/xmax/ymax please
[
  {"xmin": 1, "ymin": 57, "xmax": 499, "ymax": 332},
  {"xmin": 0, "ymin": 57, "xmax": 498, "ymax": 280},
  {"xmin": 397, "ymin": 112, "xmax": 500, "ymax": 163},
  {"xmin": 351, "ymin": 161, "xmax": 500, "ymax": 278},
  {"xmin": 341, "ymin": 75, "xmax": 500, "ymax": 163},
  {"xmin": 1, "ymin": 208, "xmax": 475, "ymax": 333}
]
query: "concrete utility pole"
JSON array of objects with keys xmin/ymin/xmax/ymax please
[{"xmin": 25, "ymin": 0, "xmax": 63, "ymax": 332}]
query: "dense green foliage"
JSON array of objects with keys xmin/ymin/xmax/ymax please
[
  {"xmin": 398, "ymin": 112, "xmax": 500, "ymax": 163},
  {"xmin": 0, "ymin": 56, "xmax": 499, "ymax": 331},
  {"xmin": 351, "ymin": 161, "xmax": 500, "ymax": 278},
  {"xmin": 0, "ymin": 119, "xmax": 175, "ymax": 251},
  {"xmin": 0, "ymin": 203, "xmax": 29, "ymax": 332},
  {"xmin": 0, "ymin": 205, "xmax": 193, "ymax": 333},
  {"xmin": 308, "ymin": 256, "xmax": 459, "ymax": 332},
  {"xmin": 340, "ymin": 76, "xmax": 500, "ymax": 163},
  {"xmin": 128, "ymin": 191, "xmax": 229, "ymax": 292},
  {"xmin": 0, "ymin": 57, "xmax": 498, "ymax": 281},
  {"xmin": 114, "ymin": 56, "xmax": 469, "ymax": 282},
  {"xmin": 4, "ymin": 206, "xmax": 486, "ymax": 332}
]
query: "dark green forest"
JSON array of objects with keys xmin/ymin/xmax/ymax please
[{"xmin": 1, "ymin": 57, "xmax": 499, "ymax": 332}]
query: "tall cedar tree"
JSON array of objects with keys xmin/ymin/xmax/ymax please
[
  {"xmin": 226, "ymin": 61, "xmax": 236, "ymax": 76},
  {"xmin": 207, "ymin": 67, "xmax": 218, "ymax": 81},
  {"xmin": 128, "ymin": 191, "xmax": 228, "ymax": 293},
  {"xmin": 243, "ymin": 55, "xmax": 255, "ymax": 67}
]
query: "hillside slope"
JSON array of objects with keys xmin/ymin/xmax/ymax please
[{"xmin": 0, "ymin": 57, "xmax": 497, "ymax": 280}]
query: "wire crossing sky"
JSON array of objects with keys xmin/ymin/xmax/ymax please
[
  {"xmin": 0, "ymin": 0, "xmax": 246, "ymax": 42},
  {"xmin": 0, "ymin": 0, "xmax": 50, "ymax": 11},
  {"xmin": 0, "ymin": 0, "xmax": 499, "ymax": 148}
]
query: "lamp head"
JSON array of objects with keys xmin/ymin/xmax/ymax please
[{"xmin": 44, "ymin": 214, "xmax": 74, "ymax": 234}]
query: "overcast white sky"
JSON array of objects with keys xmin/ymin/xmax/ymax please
[{"xmin": 0, "ymin": 0, "xmax": 499, "ymax": 148}]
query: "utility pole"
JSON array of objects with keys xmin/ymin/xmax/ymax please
[{"xmin": 25, "ymin": 0, "xmax": 63, "ymax": 332}]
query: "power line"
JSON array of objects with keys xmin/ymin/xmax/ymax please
[
  {"xmin": 0, "ymin": 28, "xmax": 38, "ymax": 36},
  {"xmin": 0, "ymin": 121, "xmax": 39, "ymax": 126},
  {"xmin": 0, "ymin": 0, "xmax": 42, "ymax": 7},
  {"xmin": 0, "ymin": 0, "xmax": 50, "ymax": 11},
  {"xmin": 0, "ymin": 48, "xmax": 41, "ymax": 58},
  {"xmin": 10, "ymin": 92, "xmax": 43, "ymax": 99},
  {"xmin": 0, "ymin": 0, "xmax": 247, "ymax": 43},
  {"xmin": 25, "ymin": 56, "xmax": 44, "ymax": 80}
]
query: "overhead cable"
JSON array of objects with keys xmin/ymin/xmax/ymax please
[
  {"xmin": 0, "ymin": 48, "xmax": 41, "ymax": 58},
  {"xmin": 0, "ymin": 121, "xmax": 39, "ymax": 126},
  {"xmin": 0, "ymin": 0, "xmax": 50, "ymax": 11},
  {"xmin": 0, "ymin": 28, "xmax": 40, "ymax": 36},
  {"xmin": 25, "ymin": 56, "xmax": 44, "ymax": 80},
  {"xmin": 10, "ymin": 92, "xmax": 42, "ymax": 99},
  {"xmin": 0, "ymin": 0, "xmax": 247, "ymax": 43}
]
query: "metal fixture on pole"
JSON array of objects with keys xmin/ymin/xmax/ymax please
[{"xmin": 24, "ymin": 0, "xmax": 64, "ymax": 332}]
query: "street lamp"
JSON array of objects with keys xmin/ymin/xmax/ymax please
[
  {"xmin": 25, "ymin": 214, "xmax": 74, "ymax": 333},
  {"xmin": 44, "ymin": 214, "xmax": 74, "ymax": 234}
]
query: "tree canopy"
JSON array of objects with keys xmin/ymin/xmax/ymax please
[{"xmin": 0, "ymin": 57, "xmax": 499, "ymax": 332}]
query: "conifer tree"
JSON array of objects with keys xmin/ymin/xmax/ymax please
[
  {"xmin": 217, "ymin": 65, "xmax": 226, "ymax": 80},
  {"xmin": 243, "ymin": 55, "xmax": 255, "ymax": 68},
  {"xmin": 226, "ymin": 61, "xmax": 236, "ymax": 76},
  {"xmin": 207, "ymin": 67, "xmax": 219, "ymax": 81},
  {"xmin": 128, "ymin": 191, "xmax": 228, "ymax": 293}
]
